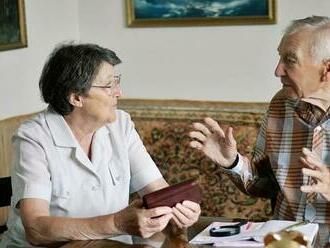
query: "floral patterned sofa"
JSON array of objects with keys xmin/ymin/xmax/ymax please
[
  {"xmin": 119, "ymin": 99, "xmax": 271, "ymax": 220},
  {"xmin": 0, "ymin": 99, "xmax": 271, "ymax": 229}
]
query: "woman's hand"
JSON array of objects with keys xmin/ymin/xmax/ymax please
[
  {"xmin": 114, "ymin": 199, "xmax": 173, "ymax": 238},
  {"xmin": 189, "ymin": 117, "xmax": 237, "ymax": 168},
  {"xmin": 171, "ymin": 201, "xmax": 201, "ymax": 229},
  {"xmin": 300, "ymin": 148, "xmax": 330, "ymax": 201}
]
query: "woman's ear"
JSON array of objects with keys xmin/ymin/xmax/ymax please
[
  {"xmin": 68, "ymin": 92, "xmax": 84, "ymax": 108},
  {"xmin": 322, "ymin": 59, "xmax": 330, "ymax": 81}
]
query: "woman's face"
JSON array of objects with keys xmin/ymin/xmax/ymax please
[{"xmin": 82, "ymin": 62, "xmax": 122, "ymax": 124}]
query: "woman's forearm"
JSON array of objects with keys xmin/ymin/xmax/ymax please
[{"xmin": 24, "ymin": 214, "xmax": 120, "ymax": 246}]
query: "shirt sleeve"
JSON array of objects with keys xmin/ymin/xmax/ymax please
[
  {"xmin": 123, "ymin": 113, "xmax": 163, "ymax": 193},
  {"xmin": 11, "ymin": 126, "xmax": 52, "ymax": 208},
  {"xmin": 224, "ymin": 112, "xmax": 279, "ymax": 198}
]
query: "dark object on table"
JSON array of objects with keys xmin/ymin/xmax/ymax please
[
  {"xmin": 209, "ymin": 220, "xmax": 247, "ymax": 237},
  {"xmin": 143, "ymin": 179, "xmax": 202, "ymax": 209}
]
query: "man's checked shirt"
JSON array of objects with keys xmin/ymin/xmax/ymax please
[{"xmin": 228, "ymin": 89, "xmax": 330, "ymax": 224}]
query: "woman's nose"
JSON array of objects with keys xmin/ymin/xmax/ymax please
[{"xmin": 114, "ymin": 87, "xmax": 122, "ymax": 97}]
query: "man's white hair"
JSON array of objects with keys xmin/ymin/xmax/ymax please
[{"xmin": 284, "ymin": 16, "xmax": 330, "ymax": 63}]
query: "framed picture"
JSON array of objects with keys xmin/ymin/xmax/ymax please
[
  {"xmin": 126, "ymin": 0, "xmax": 276, "ymax": 27},
  {"xmin": 0, "ymin": 0, "xmax": 27, "ymax": 51}
]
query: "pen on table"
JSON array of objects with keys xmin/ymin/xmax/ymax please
[
  {"xmin": 280, "ymin": 220, "xmax": 309, "ymax": 232},
  {"xmin": 245, "ymin": 221, "xmax": 252, "ymax": 230}
]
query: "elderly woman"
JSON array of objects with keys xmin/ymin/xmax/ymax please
[{"xmin": 1, "ymin": 43, "xmax": 201, "ymax": 247}]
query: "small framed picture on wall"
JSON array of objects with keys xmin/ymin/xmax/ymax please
[{"xmin": 0, "ymin": 0, "xmax": 27, "ymax": 51}]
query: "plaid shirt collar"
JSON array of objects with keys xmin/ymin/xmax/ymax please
[{"xmin": 293, "ymin": 85, "xmax": 330, "ymax": 126}]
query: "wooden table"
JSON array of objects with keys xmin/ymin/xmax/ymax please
[
  {"xmin": 59, "ymin": 216, "xmax": 222, "ymax": 248},
  {"xmin": 60, "ymin": 216, "xmax": 330, "ymax": 248}
]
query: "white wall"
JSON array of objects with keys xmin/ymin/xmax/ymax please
[
  {"xmin": 0, "ymin": 0, "xmax": 79, "ymax": 119},
  {"xmin": 78, "ymin": 0, "xmax": 330, "ymax": 102},
  {"xmin": 1, "ymin": 0, "xmax": 330, "ymax": 119}
]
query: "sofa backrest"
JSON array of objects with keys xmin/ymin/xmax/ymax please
[
  {"xmin": 119, "ymin": 99, "xmax": 271, "ymax": 220},
  {"xmin": 0, "ymin": 112, "xmax": 37, "ymax": 226}
]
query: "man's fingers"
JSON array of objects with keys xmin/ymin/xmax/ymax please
[
  {"xmin": 302, "ymin": 148, "xmax": 319, "ymax": 160},
  {"xmin": 189, "ymin": 140, "xmax": 203, "ymax": 150},
  {"xmin": 300, "ymin": 156, "xmax": 318, "ymax": 170},
  {"xmin": 225, "ymin": 126, "xmax": 236, "ymax": 147},
  {"xmin": 301, "ymin": 184, "xmax": 323, "ymax": 193},
  {"xmin": 301, "ymin": 180, "xmax": 330, "ymax": 202},
  {"xmin": 189, "ymin": 131, "xmax": 207, "ymax": 143},
  {"xmin": 302, "ymin": 168, "xmax": 323, "ymax": 182},
  {"xmin": 192, "ymin": 122, "xmax": 211, "ymax": 136},
  {"xmin": 301, "ymin": 148, "xmax": 323, "ymax": 169},
  {"xmin": 204, "ymin": 117, "xmax": 225, "ymax": 137},
  {"xmin": 300, "ymin": 185, "xmax": 314, "ymax": 193}
]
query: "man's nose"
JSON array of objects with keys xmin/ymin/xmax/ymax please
[{"xmin": 274, "ymin": 60, "xmax": 286, "ymax": 77}]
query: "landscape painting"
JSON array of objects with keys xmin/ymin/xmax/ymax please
[{"xmin": 126, "ymin": 0, "xmax": 276, "ymax": 27}]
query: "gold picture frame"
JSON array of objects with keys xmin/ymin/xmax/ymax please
[
  {"xmin": 126, "ymin": 0, "xmax": 276, "ymax": 27},
  {"xmin": 0, "ymin": 0, "xmax": 28, "ymax": 51}
]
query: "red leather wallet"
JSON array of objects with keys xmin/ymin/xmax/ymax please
[{"xmin": 142, "ymin": 179, "xmax": 202, "ymax": 209}]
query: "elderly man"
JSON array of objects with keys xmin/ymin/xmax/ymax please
[{"xmin": 190, "ymin": 16, "xmax": 330, "ymax": 243}]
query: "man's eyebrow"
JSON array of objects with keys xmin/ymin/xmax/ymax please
[{"xmin": 284, "ymin": 52, "xmax": 298, "ymax": 59}]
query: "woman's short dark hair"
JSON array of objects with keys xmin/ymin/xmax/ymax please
[{"xmin": 39, "ymin": 43, "xmax": 121, "ymax": 115}]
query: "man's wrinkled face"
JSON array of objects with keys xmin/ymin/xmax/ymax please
[{"xmin": 274, "ymin": 30, "xmax": 324, "ymax": 99}]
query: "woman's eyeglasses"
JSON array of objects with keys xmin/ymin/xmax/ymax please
[{"xmin": 91, "ymin": 74, "xmax": 121, "ymax": 94}]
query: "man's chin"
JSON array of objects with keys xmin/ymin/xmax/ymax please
[{"xmin": 281, "ymin": 86, "xmax": 300, "ymax": 100}]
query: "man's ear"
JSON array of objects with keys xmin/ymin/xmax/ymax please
[
  {"xmin": 321, "ymin": 59, "xmax": 330, "ymax": 81},
  {"xmin": 68, "ymin": 92, "xmax": 84, "ymax": 107}
]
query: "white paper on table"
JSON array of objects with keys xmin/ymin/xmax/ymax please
[
  {"xmin": 213, "ymin": 240, "xmax": 263, "ymax": 247},
  {"xmin": 189, "ymin": 220, "xmax": 319, "ymax": 246},
  {"xmin": 248, "ymin": 220, "xmax": 319, "ymax": 243}
]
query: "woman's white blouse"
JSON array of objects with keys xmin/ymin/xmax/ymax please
[{"xmin": 1, "ymin": 108, "xmax": 162, "ymax": 247}]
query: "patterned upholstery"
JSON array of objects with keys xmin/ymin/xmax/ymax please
[{"xmin": 120, "ymin": 99, "xmax": 272, "ymax": 220}]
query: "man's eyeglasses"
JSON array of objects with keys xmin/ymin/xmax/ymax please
[{"xmin": 91, "ymin": 74, "xmax": 121, "ymax": 93}]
